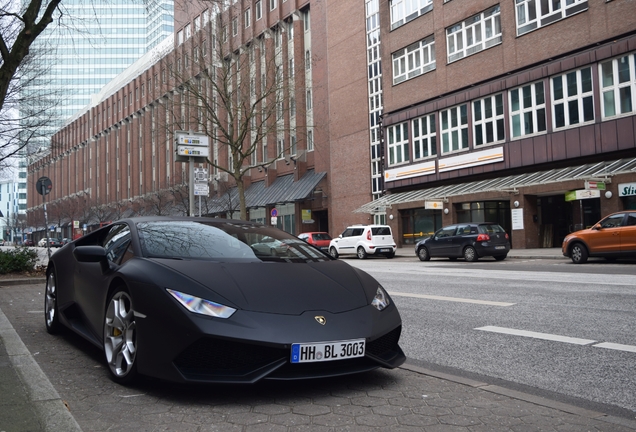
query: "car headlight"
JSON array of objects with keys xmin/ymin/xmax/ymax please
[
  {"xmin": 167, "ymin": 289, "xmax": 236, "ymax": 319},
  {"xmin": 371, "ymin": 287, "xmax": 390, "ymax": 311}
]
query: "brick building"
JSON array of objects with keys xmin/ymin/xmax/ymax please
[{"xmin": 27, "ymin": 0, "xmax": 636, "ymax": 249}]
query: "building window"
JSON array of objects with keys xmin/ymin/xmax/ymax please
[
  {"xmin": 307, "ymin": 129, "xmax": 314, "ymax": 151},
  {"xmin": 600, "ymin": 53, "xmax": 635, "ymax": 119},
  {"xmin": 222, "ymin": 25, "xmax": 227, "ymax": 42},
  {"xmin": 304, "ymin": 9, "xmax": 310, "ymax": 31},
  {"xmin": 256, "ymin": 1, "xmax": 262, "ymax": 20},
  {"xmin": 551, "ymin": 67, "xmax": 594, "ymax": 129},
  {"xmin": 440, "ymin": 104, "xmax": 468, "ymax": 154},
  {"xmin": 387, "ymin": 122, "xmax": 409, "ymax": 166},
  {"xmin": 290, "ymin": 97, "xmax": 296, "ymax": 117},
  {"xmin": 277, "ymin": 137, "xmax": 284, "ymax": 157},
  {"xmin": 473, "ymin": 94, "xmax": 504, "ymax": 146},
  {"xmin": 412, "ymin": 114, "xmax": 436, "ymax": 159},
  {"xmin": 203, "ymin": 9, "xmax": 209, "ymax": 26},
  {"xmin": 185, "ymin": 23, "xmax": 191, "ymax": 40},
  {"xmin": 446, "ymin": 5, "xmax": 501, "ymax": 64},
  {"xmin": 306, "ymin": 89, "xmax": 312, "ymax": 110},
  {"xmin": 232, "ymin": 17, "xmax": 238, "ymax": 36},
  {"xmin": 509, "ymin": 81, "xmax": 546, "ymax": 138},
  {"xmin": 177, "ymin": 30, "xmax": 184, "ymax": 45},
  {"xmin": 515, "ymin": 0, "xmax": 588, "ymax": 36},
  {"xmin": 390, "ymin": 0, "xmax": 433, "ymax": 30},
  {"xmin": 194, "ymin": 15, "xmax": 201, "ymax": 32},
  {"xmin": 270, "ymin": 0, "xmax": 277, "ymax": 11},
  {"xmin": 392, "ymin": 35, "xmax": 435, "ymax": 85},
  {"xmin": 244, "ymin": 8, "xmax": 251, "ymax": 28},
  {"xmin": 305, "ymin": 50, "xmax": 311, "ymax": 70}
]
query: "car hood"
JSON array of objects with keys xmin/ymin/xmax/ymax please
[{"xmin": 150, "ymin": 259, "xmax": 370, "ymax": 315}]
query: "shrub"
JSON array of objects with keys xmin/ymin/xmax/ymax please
[{"xmin": 0, "ymin": 247, "xmax": 39, "ymax": 274}]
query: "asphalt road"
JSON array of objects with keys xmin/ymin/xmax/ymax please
[{"xmin": 346, "ymin": 257, "xmax": 636, "ymax": 418}]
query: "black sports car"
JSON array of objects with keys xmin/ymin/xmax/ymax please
[{"xmin": 44, "ymin": 217, "xmax": 405, "ymax": 384}]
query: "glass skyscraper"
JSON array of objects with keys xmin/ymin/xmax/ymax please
[{"xmin": 18, "ymin": 0, "xmax": 173, "ymax": 214}]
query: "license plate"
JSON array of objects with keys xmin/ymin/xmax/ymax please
[
  {"xmin": 379, "ymin": 248, "xmax": 391, "ymax": 252},
  {"xmin": 291, "ymin": 339, "xmax": 365, "ymax": 363},
  {"xmin": 495, "ymin": 245, "xmax": 506, "ymax": 250}
]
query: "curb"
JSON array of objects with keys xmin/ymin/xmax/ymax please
[{"xmin": 0, "ymin": 278, "xmax": 46, "ymax": 287}]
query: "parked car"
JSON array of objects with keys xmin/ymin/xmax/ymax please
[
  {"xmin": 415, "ymin": 222, "xmax": 510, "ymax": 262},
  {"xmin": 562, "ymin": 210, "xmax": 636, "ymax": 264},
  {"xmin": 38, "ymin": 237, "xmax": 63, "ymax": 248},
  {"xmin": 24, "ymin": 239, "xmax": 35, "ymax": 246},
  {"xmin": 329, "ymin": 225, "xmax": 397, "ymax": 259},
  {"xmin": 298, "ymin": 232, "xmax": 332, "ymax": 252},
  {"xmin": 61, "ymin": 238, "xmax": 73, "ymax": 245},
  {"xmin": 44, "ymin": 216, "xmax": 405, "ymax": 385}
]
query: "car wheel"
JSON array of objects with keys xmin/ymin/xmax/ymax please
[
  {"xmin": 103, "ymin": 288, "xmax": 138, "ymax": 385},
  {"xmin": 329, "ymin": 247, "xmax": 339, "ymax": 259},
  {"xmin": 44, "ymin": 269, "xmax": 62, "ymax": 334},
  {"xmin": 494, "ymin": 254, "xmax": 507, "ymax": 261},
  {"xmin": 463, "ymin": 246, "xmax": 478, "ymax": 262},
  {"xmin": 570, "ymin": 243, "xmax": 588, "ymax": 264},
  {"xmin": 417, "ymin": 247, "xmax": 430, "ymax": 261},
  {"xmin": 357, "ymin": 247, "xmax": 368, "ymax": 259}
]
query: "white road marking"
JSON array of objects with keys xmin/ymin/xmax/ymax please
[
  {"xmin": 593, "ymin": 342, "xmax": 636, "ymax": 353},
  {"xmin": 389, "ymin": 291, "xmax": 515, "ymax": 306},
  {"xmin": 474, "ymin": 326, "xmax": 597, "ymax": 345}
]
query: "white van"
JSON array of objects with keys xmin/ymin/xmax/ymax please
[{"xmin": 328, "ymin": 225, "xmax": 397, "ymax": 259}]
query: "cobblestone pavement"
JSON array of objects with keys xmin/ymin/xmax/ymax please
[{"xmin": 1, "ymin": 282, "xmax": 635, "ymax": 432}]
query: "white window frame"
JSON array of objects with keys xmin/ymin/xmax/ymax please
[
  {"xmin": 277, "ymin": 137, "xmax": 285, "ymax": 158},
  {"xmin": 412, "ymin": 114, "xmax": 436, "ymax": 160},
  {"xmin": 551, "ymin": 67, "xmax": 594, "ymax": 130},
  {"xmin": 303, "ymin": 9, "xmax": 310, "ymax": 31},
  {"xmin": 232, "ymin": 17, "xmax": 238, "ymax": 36},
  {"xmin": 509, "ymin": 81, "xmax": 547, "ymax": 139},
  {"xmin": 244, "ymin": 9, "xmax": 251, "ymax": 28},
  {"xmin": 270, "ymin": 0, "xmax": 277, "ymax": 11},
  {"xmin": 392, "ymin": 35, "xmax": 435, "ymax": 85},
  {"xmin": 390, "ymin": 0, "xmax": 433, "ymax": 30},
  {"xmin": 306, "ymin": 89, "xmax": 312, "ymax": 110},
  {"xmin": 177, "ymin": 30, "xmax": 184, "ymax": 45},
  {"xmin": 440, "ymin": 104, "xmax": 469, "ymax": 154},
  {"xmin": 185, "ymin": 23, "xmax": 192, "ymax": 40},
  {"xmin": 387, "ymin": 122, "xmax": 409, "ymax": 166},
  {"xmin": 194, "ymin": 16, "xmax": 201, "ymax": 32},
  {"xmin": 307, "ymin": 129, "xmax": 314, "ymax": 151},
  {"xmin": 473, "ymin": 93, "xmax": 505, "ymax": 146},
  {"xmin": 446, "ymin": 5, "xmax": 501, "ymax": 64},
  {"xmin": 599, "ymin": 53, "xmax": 636, "ymax": 120},
  {"xmin": 256, "ymin": 1, "xmax": 262, "ymax": 20},
  {"xmin": 515, "ymin": 0, "xmax": 588, "ymax": 36}
]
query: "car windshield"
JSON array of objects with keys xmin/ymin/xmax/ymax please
[{"xmin": 137, "ymin": 221, "xmax": 330, "ymax": 263}]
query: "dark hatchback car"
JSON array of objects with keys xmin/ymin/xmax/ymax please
[{"xmin": 415, "ymin": 223, "xmax": 510, "ymax": 262}]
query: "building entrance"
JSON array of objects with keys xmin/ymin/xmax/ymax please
[{"xmin": 400, "ymin": 208, "xmax": 442, "ymax": 245}]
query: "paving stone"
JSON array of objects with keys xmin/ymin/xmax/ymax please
[{"xmin": 291, "ymin": 403, "xmax": 331, "ymax": 416}]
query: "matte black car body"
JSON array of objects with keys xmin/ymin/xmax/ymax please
[
  {"xmin": 415, "ymin": 222, "xmax": 510, "ymax": 262},
  {"xmin": 44, "ymin": 217, "xmax": 405, "ymax": 385}
]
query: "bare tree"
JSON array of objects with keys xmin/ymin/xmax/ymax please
[{"xmin": 169, "ymin": 2, "xmax": 311, "ymax": 220}]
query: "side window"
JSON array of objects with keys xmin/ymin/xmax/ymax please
[
  {"xmin": 352, "ymin": 228, "xmax": 365, "ymax": 237},
  {"xmin": 436, "ymin": 226, "xmax": 456, "ymax": 238},
  {"xmin": 626, "ymin": 214, "xmax": 636, "ymax": 226},
  {"xmin": 342, "ymin": 229, "xmax": 353, "ymax": 237},
  {"xmin": 456, "ymin": 224, "xmax": 471, "ymax": 236},
  {"xmin": 103, "ymin": 224, "xmax": 132, "ymax": 265},
  {"xmin": 600, "ymin": 214, "xmax": 624, "ymax": 228}
]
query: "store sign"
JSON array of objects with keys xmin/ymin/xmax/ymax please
[
  {"xmin": 565, "ymin": 189, "xmax": 600, "ymax": 201},
  {"xmin": 424, "ymin": 201, "xmax": 444, "ymax": 210},
  {"xmin": 385, "ymin": 160, "xmax": 435, "ymax": 182},
  {"xmin": 438, "ymin": 147, "xmax": 504, "ymax": 173},
  {"xmin": 301, "ymin": 209, "xmax": 314, "ymax": 223},
  {"xmin": 584, "ymin": 180, "xmax": 606, "ymax": 190},
  {"xmin": 618, "ymin": 182, "xmax": 636, "ymax": 197}
]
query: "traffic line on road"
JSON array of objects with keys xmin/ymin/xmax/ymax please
[
  {"xmin": 475, "ymin": 326, "xmax": 636, "ymax": 353},
  {"xmin": 593, "ymin": 342, "xmax": 636, "ymax": 353},
  {"xmin": 474, "ymin": 326, "xmax": 596, "ymax": 345},
  {"xmin": 389, "ymin": 292, "xmax": 515, "ymax": 306}
]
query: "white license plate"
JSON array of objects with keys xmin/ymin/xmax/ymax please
[
  {"xmin": 379, "ymin": 248, "xmax": 391, "ymax": 252},
  {"xmin": 495, "ymin": 245, "xmax": 506, "ymax": 250},
  {"xmin": 291, "ymin": 339, "xmax": 365, "ymax": 363}
]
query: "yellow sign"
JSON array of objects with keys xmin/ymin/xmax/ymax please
[{"xmin": 302, "ymin": 209, "xmax": 312, "ymax": 221}]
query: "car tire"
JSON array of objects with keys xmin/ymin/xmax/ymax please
[
  {"xmin": 494, "ymin": 254, "xmax": 507, "ymax": 261},
  {"xmin": 570, "ymin": 243, "xmax": 588, "ymax": 264},
  {"xmin": 357, "ymin": 246, "xmax": 368, "ymax": 259},
  {"xmin": 44, "ymin": 269, "xmax": 62, "ymax": 334},
  {"xmin": 463, "ymin": 246, "xmax": 478, "ymax": 262},
  {"xmin": 417, "ymin": 247, "xmax": 430, "ymax": 261},
  {"xmin": 329, "ymin": 247, "xmax": 339, "ymax": 259},
  {"xmin": 103, "ymin": 287, "xmax": 138, "ymax": 385}
]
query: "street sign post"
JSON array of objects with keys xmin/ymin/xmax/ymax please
[{"xmin": 37, "ymin": 177, "xmax": 53, "ymax": 260}]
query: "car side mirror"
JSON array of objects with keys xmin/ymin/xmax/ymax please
[
  {"xmin": 339, "ymin": 234, "xmax": 343, "ymax": 238},
  {"xmin": 593, "ymin": 223, "xmax": 602, "ymax": 230},
  {"xmin": 74, "ymin": 245, "xmax": 109, "ymax": 273}
]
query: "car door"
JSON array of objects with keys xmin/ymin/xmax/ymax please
[
  {"xmin": 587, "ymin": 213, "xmax": 624, "ymax": 254},
  {"xmin": 620, "ymin": 213, "xmax": 636, "ymax": 253},
  {"xmin": 333, "ymin": 228, "xmax": 354, "ymax": 253},
  {"xmin": 429, "ymin": 225, "xmax": 457, "ymax": 257}
]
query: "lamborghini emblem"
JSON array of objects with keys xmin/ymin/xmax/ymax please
[{"xmin": 315, "ymin": 316, "xmax": 326, "ymax": 325}]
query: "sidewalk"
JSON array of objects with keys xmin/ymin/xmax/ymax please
[{"xmin": 396, "ymin": 246, "xmax": 566, "ymax": 260}]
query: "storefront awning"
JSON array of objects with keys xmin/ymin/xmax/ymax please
[
  {"xmin": 207, "ymin": 170, "xmax": 326, "ymax": 214},
  {"xmin": 354, "ymin": 157, "xmax": 636, "ymax": 213}
]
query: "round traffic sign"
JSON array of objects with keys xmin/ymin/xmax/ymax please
[
  {"xmin": 36, "ymin": 177, "xmax": 53, "ymax": 196},
  {"xmin": 271, "ymin": 208, "xmax": 278, "ymax": 217}
]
